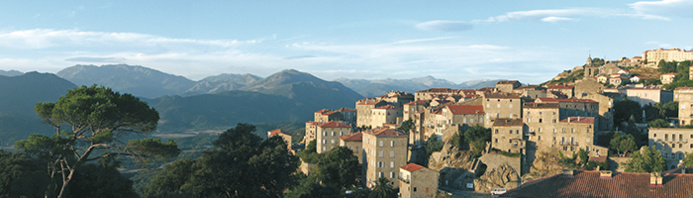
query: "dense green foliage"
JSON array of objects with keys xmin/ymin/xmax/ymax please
[
  {"xmin": 613, "ymin": 99, "xmax": 642, "ymax": 124},
  {"xmin": 464, "ymin": 125, "xmax": 492, "ymax": 157},
  {"xmin": 317, "ymin": 147, "xmax": 361, "ymax": 190},
  {"xmin": 398, "ymin": 119, "xmax": 415, "ymax": 134},
  {"xmin": 624, "ymin": 146, "xmax": 666, "ymax": 173},
  {"xmin": 368, "ymin": 177, "xmax": 397, "ymax": 198},
  {"xmin": 609, "ymin": 133, "xmax": 638, "ymax": 155},
  {"xmin": 298, "ymin": 139, "xmax": 321, "ymax": 164},
  {"xmin": 144, "ymin": 123, "xmax": 299, "ymax": 198},
  {"xmin": 15, "ymin": 85, "xmax": 180, "ymax": 198},
  {"xmin": 684, "ymin": 152, "xmax": 693, "ymax": 168},
  {"xmin": 648, "ymin": 119, "xmax": 670, "ymax": 128}
]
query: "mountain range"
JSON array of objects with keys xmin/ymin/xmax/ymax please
[
  {"xmin": 336, "ymin": 76, "xmax": 501, "ymax": 97},
  {"xmin": 0, "ymin": 72, "xmax": 76, "ymax": 147},
  {"xmin": 0, "ymin": 64, "xmax": 503, "ymax": 145}
]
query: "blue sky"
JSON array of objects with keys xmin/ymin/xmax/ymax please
[{"xmin": 0, "ymin": 0, "xmax": 692, "ymax": 84}]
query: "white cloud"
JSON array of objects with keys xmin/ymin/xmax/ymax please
[
  {"xmin": 541, "ymin": 16, "xmax": 574, "ymax": 22},
  {"xmin": 630, "ymin": 0, "xmax": 693, "ymax": 18},
  {"xmin": 415, "ymin": 20, "xmax": 473, "ymax": 31},
  {"xmin": 478, "ymin": 8, "xmax": 586, "ymax": 23}
]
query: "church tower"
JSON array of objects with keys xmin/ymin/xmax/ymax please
[{"xmin": 584, "ymin": 54, "xmax": 597, "ymax": 79}]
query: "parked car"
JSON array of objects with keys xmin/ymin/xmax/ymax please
[{"xmin": 491, "ymin": 188, "xmax": 507, "ymax": 195}]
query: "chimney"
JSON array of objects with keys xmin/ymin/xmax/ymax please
[
  {"xmin": 562, "ymin": 169, "xmax": 574, "ymax": 176},
  {"xmin": 599, "ymin": 170, "xmax": 613, "ymax": 178},
  {"xmin": 650, "ymin": 172, "xmax": 663, "ymax": 186}
]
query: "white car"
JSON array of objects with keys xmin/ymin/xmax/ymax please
[{"xmin": 491, "ymin": 188, "xmax": 507, "ymax": 196}]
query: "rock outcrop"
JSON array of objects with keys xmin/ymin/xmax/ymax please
[
  {"xmin": 428, "ymin": 143, "xmax": 478, "ymax": 190},
  {"xmin": 474, "ymin": 163, "xmax": 520, "ymax": 193}
]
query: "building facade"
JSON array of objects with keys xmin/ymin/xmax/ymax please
[
  {"xmin": 674, "ymin": 87, "xmax": 693, "ymax": 125},
  {"xmin": 363, "ymin": 128, "xmax": 408, "ymax": 187},
  {"xmin": 649, "ymin": 128, "xmax": 693, "ymax": 169},
  {"xmin": 316, "ymin": 121, "xmax": 353, "ymax": 153},
  {"xmin": 399, "ymin": 163, "xmax": 439, "ymax": 198}
]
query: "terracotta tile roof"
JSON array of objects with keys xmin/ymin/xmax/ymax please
[
  {"xmin": 400, "ymin": 163, "xmax": 426, "ymax": 172},
  {"xmin": 675, "ymin": 87, "xmax": 693, "ymax": 91},
  {"xmin": 545, "ymin": 85, "xmax": 575, "ymax": 89},
  {"xmin": 417, "ymin": 88, "xmax": 452, "ymax": 93},
  {"xmin": 523, "ymin": 102, "xmax": 560, "ymax": 109},
  {"xmin": 589, "ymin": 155, "xmax": 607, "ymax": 163},
  {"xmin": 318, "ymin": 121, "xmax": 351, "ymax": 128},
  {"xmin": 478, "ymin": 87, "xmax": 495, "ymax": 91},
  {"xmin": 497, "ymin": 80, "xmax": 520, "ymax": 84},
  {"xmin": 356, "ymin": 98, "xmax": 384, "ymax": 105},
  {"xmin": 537, "ymin": 98, "xmax": 598, "ymax": 103},
  {"xmin": 445, "ymin": 105, "xmax": 484, "ymax": 115},
  {"xmin": 492, "ymin": 118, "xmax": 524, "ymax": 127},
  {"xmin": 315, "ymin": 109, "xmax": 330, "ymax": 114},
  {"xmin": 560, "ymin": 116, "xmax": 595, "ymax": 124},
  {"xmin": 500, "ymin": 171, "xmax": 693, "ymax": 198},
  {"xmin": 404, "ymin": 100, "xmax": 429, "ymax": 105},
  {"xmin": 268, "ymin": 129, "xmax": 290, "ymax": 137},
  {"xmin": 337, "ymin": 107, "xmax": 356, "ymax": 112},
  {"xmin": 374, "ymin": 104, "xmax": 402, "ymax": 110},
  {"xmin": 364, "ymin": 128, "xmax": 407, "ymax": 138},
  {"xmin": 340, "ymin": 132, "xmax": 363, "ymax": 141},
  {"xmin": 484, "ymin": 92, "xmax": 522, "ymax": 99}
]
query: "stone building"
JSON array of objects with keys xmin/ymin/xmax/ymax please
[
  {"xmin": 643, "ymin": 48, "xmax": 693, "ymax": 64},
  {"xmin": 544, "ymin": 85, "xmax": 575, "ymax": 98},
  {"xmin": 363, "ymin": 128, "xmax": 408, "ymax": 187},
  {"xmin": 304, "ymin": 121, "xmax": 318, "ymax": 144},
  {"xmin": 661, "ymin": 73, "xmax": 677, "ymax": 84},
  {"xmin": 482, "ymin": 93, "xmax": 523, "ymax": 127},
  {"xmin": 625, "ymin": 87, "xmax": 673, "ymax": 107},
  {"xmin": 314, "ymin": 107, "xmax": 357, "ymax": 126},
  {"xmin": 375, "ymin": 91, "xmax": 415, "ymax": 107},
  {"xmin": 491, "ymin": 118, "xmax": 526, "ymax": 154},
  {"xmin": 316, "ymin": 121, "xmax": 353, "ymax": 153},
  {"xmin": 674, "ymin": 87, "xmax": 693, "ymax": 125},
  {"xmin": 648, "ymin": 128, "xmax": 693, "ymax": 169},
  {"xmin": 356, "ymin": 98, "xmax": 388, "ymax": 127},
  {"xmin": 399, "ymin": 163, "xmax": 439, "ymax": 198},
  {"xmin": 534, "ymin": 98, "xmax": 599, "ymax": 119},
  {"xmin": 340, "ymin": 132, "xmax": 364, "ymax": 164},
  {"xmin": 496, "ymin": 80, "xmax": 522, "ymax": 93},
  {"xmin": 370, "ymin": 104, "xmax": 403, "ymax": 128}
]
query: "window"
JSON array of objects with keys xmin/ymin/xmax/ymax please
[
  {"xmin": 509, "ymin": 130, "xmax": 512, "ymax": 134},
  {"xmin": 378, "ymin": 161, "xmax": 383, "ymax": 168},
  {"xmin": 552, "ymin": 119, "xmax": 556, "ymax": 123},
  {"xmin": 323, "ymin": 139, "xmax": 326, "ymax": 144},
  {"xmin": 379, "ymin": 172, "xmax": 384, "ymax": 178},
  {"xmin": 390, "ymin": 161, "xmax": 394, "ymax": 168},
  {"xmin": 413, "ymin": 187, "xmax": 417, "ymax": 192},
  {"xmin": 391, "ymin": 141, "xmax": 395, "ymax": 147},
  {"xmin": 495, "ymin": 139, "xmax": 498, "ymax": 143},
  {"xmin": 379, "ymin": 151, "xmax": 383, "ymax": 157},
  {"xmin": 390, "ymin": 151, "xmax": 394, "ymax": 157},
  {"xmin": 538, "ymin": 136, "xmax": 542, "ymax": 141},
  {"xmin": 332, "ymin": 132, "xmax": 335, "ymax": 136},
  {"xmin": 331, "ymin": 139, "xmax": 334, "ymax": 144},
  {"xmin": 495, "ymin": 129, "xmax": 499, "ymax": 134},
  {"xmin": 539, "ymin": 119, "xmax": 542, "ymax": 123},
  {"xmin": 379, "ymin": 141, "xmax": 383, "ymax": 147},
  {"xmin": 322, "ymin": 146, "xmax": 326, "ymax": 152},
  {"xmin": 391, "ymin": 172, "xmax": 395, "ymax": 178}
]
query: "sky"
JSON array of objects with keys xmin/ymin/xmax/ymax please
[{"xmin": 0, "ymin": 0, "xmax": 692, "ymax": 84}]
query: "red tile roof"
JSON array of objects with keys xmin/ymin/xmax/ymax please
[
  {"xmin": 500, "ymin": 171, "xmax": 693, "ymax": 198},
  {"xmin": 445, "ymin": 105, "xmax": 484, "ymax": 115},
  {"xmin": 364, "ymin": 128, "xmax": 407, "ymax": 138},
  {"xmin": 523, "ymin": 102, "xmax": 560, "ymax": 109},
  {"xmin": 374, "ymin": 104, "xmax": 402, "ymax": 110},
  {"xmin": 315, "ymin": 109, "xmax": 330, "ymax": 114},
  {"xmin": 484, "ymin": 92, "xmax": 522, "ymax": 99},
  {"xmin": 545, "ymin": 85, "xmax": 575, "ymax": 89},
  {"xmin": 340, "ymin": 132, "xmax": 363, "ymax": 141},
  {"xmin": 537, "ymin": 98, "xmax": 598, "ymax": 103},
  {"xmin": 492, "ymin": 118, "xmax": 524, "ymax": 127},
  {"xmin": 356, "ymin": 98, "xmax": 384, "ymax": 105},
  {"xmin": 337, "ymin": 107, "xmax": 356, "ymax": 112},
  {"xmin": 318, "ymin": 121, "xmax": 351, "ymax": 128},
  {"xmin": 497, "ymin": 80, "xmax": 520, "ymax": 84},
  {"xmin": 589, "ymin": 155, "xmax": 607, "ymax": 163},
  {"xmin": 268, "ymin": 129, "xmax": 290, "ymax": 137},
  {"xmin": 404, "ymin": 100, "xmax": 429, "ymax": 105},
  {"xmin": 400, "ymin": 163, "xmax": 426, "ymax": 172},
  {"xmin": 560, "ymin": 116, "xmax": 595, "ymax": 124}
]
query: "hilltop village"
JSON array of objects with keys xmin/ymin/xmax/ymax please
[{"xmin": 269, "ymin": 48, "xmax": 693, "ymax": 197}]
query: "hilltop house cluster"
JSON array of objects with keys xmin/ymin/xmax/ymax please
[{"xmin": 264, "ymin": 49, "xmax": 693, "ymax": 197}]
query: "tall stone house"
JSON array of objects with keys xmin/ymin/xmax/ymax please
[
  {"xmin": 316, "ymin": 121, "xmax": 353, "ymax": 153},
  {"xmin": 362, "ymin": 128, "xmax": 408, "ymax": 187},
  {"xmin": 675, "ymin": 87, "xmax": 693, "ymax": 126},
  {"xmin": 648, "ymin": 128, "xmax": 693, "ymax": 169}
]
